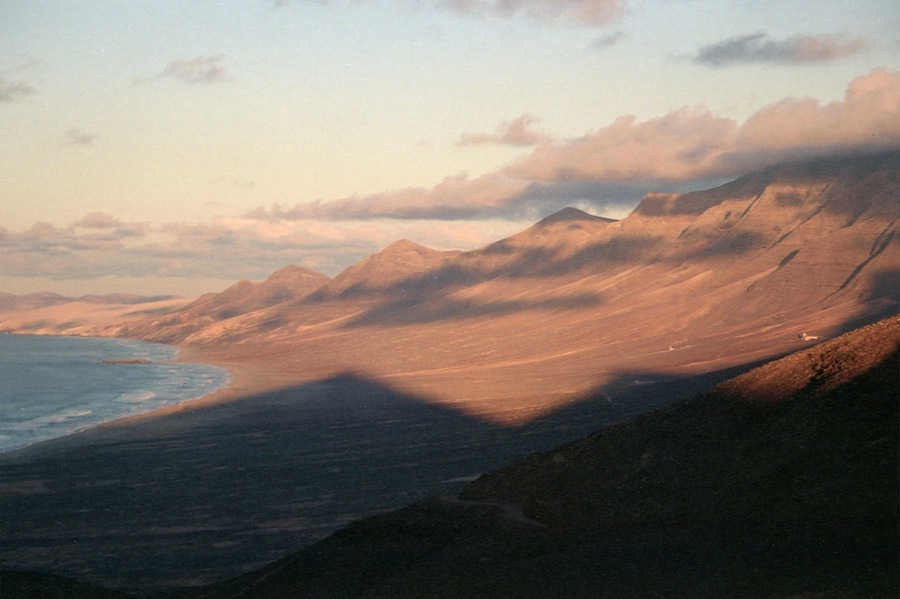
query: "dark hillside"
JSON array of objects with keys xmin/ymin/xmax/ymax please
[{"xmin": 189, "ymin": 316, "xmax": 899, "ymax": 598}]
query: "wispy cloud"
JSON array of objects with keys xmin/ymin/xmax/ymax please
[
  {"xmin": 0, "ymin": 77, "xmax": 35, "ymax": 102},
  {"xmin": 456, "ymin": 114, "xmax": 552, "ymax": 147},
  {"xmin": 592, "ymin": 29, "xmax": 626, "ymax": 49},
  {"xmin": 158, "ymin": 55, "xmax": 229, "ymax": 84},
  {"xmin": 62, "ymin": 128, "xmax": 98, "ymax": 147},
  {"xmin": 248, "ymin": 172, "xmax": 531, "ymax": 221},
  {"xmin": 441, "ymin": 0, "xmax": 624, "ymax": 26},
  {"xmin": 73, "ymin": 212, "xmax": 127, "ymax": 229},
  {"xmin": 273, "ymin": 0, "xmax": 624, "ymax": 27},
  {"xmin": 693, "ymin": 32, "xmax": 866, "ymax": 67}
]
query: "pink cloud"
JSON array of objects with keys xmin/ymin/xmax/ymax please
[
  {"xmin": 735, "ymin": 68, "xmax": 900, "ymax": 152},
  {"xmin": 441, "ymin": 0, "xmax": 624, "ymax": 26},
  {"xmin": 457, "ymin": 114, "xmax": 552, "ymax": 147},
  {"xmin": 511, "ymin": 68, "xmax": 900, "ymax": 183},
  {"xmin": 251, "ymin": 172, "xmax": 530, "ymax": 221},
  {"xmin": 506, "ymin": 108, "xmax": 738, "ymax": 182},
  {"xmin": 238, "ymin": 70, "xmax": 898, "ymax": 223}
]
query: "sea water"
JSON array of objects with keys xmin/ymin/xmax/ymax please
[{"xmin": 0, "ymin": 334, "xmax": 231, "ymax": 453}]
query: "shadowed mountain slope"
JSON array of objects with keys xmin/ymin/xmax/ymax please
[
  {"xmin": 110, "ymin": 265, "xmax": 329, "ymax": 342},
  {"xmin": 307, "ymin": 239, "xmax": 462, "ymax": 299},
  {"xmin": 183, "ymin": 315, "xmax": 899, "ymax": 599}
]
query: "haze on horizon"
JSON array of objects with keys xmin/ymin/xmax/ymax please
[{"xmin": 1, "ymin": 0, "xmax": 898, "ymax": 297}]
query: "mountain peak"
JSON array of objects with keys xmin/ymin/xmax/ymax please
[
  {"xmin": 380, "ymin": 239, "xmax": 436, "ymax": 256},
  {"xmin": 309, "ymin": 240, "xmax": 457, "ymax": 299},
  {"xmin": 264, "ymin": 265, "xmax": 330, "ymax": 286},
  {"xmin": 535, "ymin": 207, "xmax": 615, "ymax": 227}
]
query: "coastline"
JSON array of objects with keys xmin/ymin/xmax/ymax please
[{"xmin": 0, "ymin": 337, "xmax": 238, "ymax": 457}]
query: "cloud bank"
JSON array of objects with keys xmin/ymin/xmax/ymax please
[
  {"xmin": 694, "ymin": 32, "xmax": 867, "ymax": 67},
  {"xmin": 248, "ymin": 68, "xmax": 900, "ymax": 222},
  {"xmin": 4, "ymin": 69, "xmax": 897, "ymax": 294},
  {"xmin": 0, "ymin": 213, "xmax": 516, "ymax": 288}
]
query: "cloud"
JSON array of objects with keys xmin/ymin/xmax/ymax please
[
  {"xmin": 718, "ymin": 67, "xmax": 900, "ymax": 169},
  {"xmin": 693, "ymin": 32, "xmax": 866, "ymax": 67},
  {"xmin": 592, "ymin": 29, "xmax": 625, "ymax": 49},
  {"xmin": 0, "ymin": 212, "xmax": 517, "ymax": 288},
  {"xmin": 507, "ymin": 107, "xmax": 737, "ymax": 182},
  {"xmin": 456, "ymin": 114, "xmax": 552, "ymax": 147},
  {"xmin": 73, "ymin": 212, "xmax": 126, "ymax": 229},
  {"xmin": 159, "ymin": 55, "xmax": 229, "ymax": 84},
  {"xmin": 0, "ymin": 77, "xmax": 35, "ymax": 102},
  {"xmin": 442, "ymin": 0, "xmax": 624, "ymax": 26},
  {"xmin": 243, "ymin": 69, "xmax": 898, "ymax": 223},
  {"xmin": 249, "ymin": 172, "xmax": 532, "ymax": 221},
  {"xmin": 0, "ymin": 220, "xmax": 140, "ymax": 257},
  {"xmin": 62, "ymin": 128, "xmax": 98, "ymax": 147},
  {"xmin": 7, "ymin": 69, "xmax": 897, "ymax": 293},
  {"xmin": 510, "ymin": 68, "xmax": 900, "ymax": 183},
  {"xmin": 274, "ymin": 0, "xmax": 623, "ymax": 27}
]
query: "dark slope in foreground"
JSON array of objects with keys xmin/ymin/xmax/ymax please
[{"xmin": 187, "ymin": 316, "xmax": 899, "ymax": 599}]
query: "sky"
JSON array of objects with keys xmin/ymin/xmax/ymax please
[{"xmin": 1, "ymin": 0, "xmax": 898, "ymax": 297}]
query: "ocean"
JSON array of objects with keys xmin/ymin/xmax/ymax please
[{"xmin": 0, "ymin": 334, "xmax": 231, "ymax": 453}]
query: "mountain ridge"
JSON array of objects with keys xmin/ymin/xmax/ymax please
[
  {"xmin": 0, "ymin": 150, "xmax": 896, "ymax": 421},
  {"xmin": 1, "ymin": 152, "xmax": 898, "ymax": 597}
]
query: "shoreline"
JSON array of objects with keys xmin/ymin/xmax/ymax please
[{"xmin": 0, "ymin": 338, "xmax": 252, "ymax": 458}]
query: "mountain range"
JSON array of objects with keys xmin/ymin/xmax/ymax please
[
  {"xmin": 0, "ymin": 150, "xmax": 898, "ymax": 596},
  {"xmin": 111, "ymin": 149, "xmax": 900, "ymax": 423}
]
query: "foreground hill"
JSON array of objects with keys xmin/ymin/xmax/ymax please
[
  {"xmin": 119, "ymin": 150, "xmax": 899, "ymax": 423},
  {"xmin": 184, "ymin": 315, "xmax": 899, "ymax": 598}
]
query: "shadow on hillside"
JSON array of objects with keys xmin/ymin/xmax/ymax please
[
  {"xmin": 0, "ymin": 360, "xmax": 763, "ymax": 594},
  {"xmin": 344, "ymin": 292, "xmax": 603, "ymax": 327}
]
